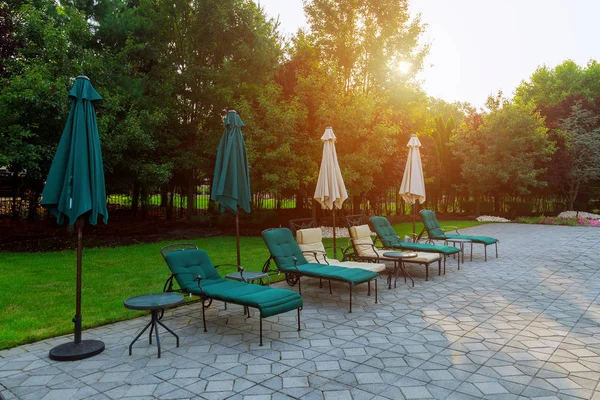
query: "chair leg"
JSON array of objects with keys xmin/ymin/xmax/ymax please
[
  {"xmin": 298, "ymin": 276, "xmax": 302, "ymax": 295},
  {"xmin": 485, "ymin": 245, "xmax": 487, "ymax": 261},
  {"xmin": 375, "ymin": 279, "xmax": 378, "ymax": 304},
  {"xmin": 368, "ymin": 280, "xmax": 371, "ymax": 296},
  {"xmin": 259, "ymin": 318, "xmax": 263, "ymax": 347},
  {"xmin": 496, "ymin": 242, "xmax": 498, "ymax": 258},
  {"xmin": 329, "ymin": 280, "xmax": 332, "ymax": 294},
  {"xmin": 470, "ymin": 242, "xmax": 473, "ymax": 261},
  {"xmin": 425, "ymin": 263, "xmax": 429, "ymax": 281},
  {"xmin": 438, "ymin": 259, "xmax": 441, "ymax": 276},
  {"xmin": 297, "ymin": 308, "xmax": 301, "ymax": 332},
  {"xmin": 202, "ymin": 299, "xmax": 207, "ymax": 333},
  {"xmin": 349, "ymin": 284, "xmax": 352, "ymax": 313}
]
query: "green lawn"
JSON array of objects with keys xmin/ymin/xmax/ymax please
[{"xmin": 0, "ymin": 220, "xmax": 483, "ymax": 350}]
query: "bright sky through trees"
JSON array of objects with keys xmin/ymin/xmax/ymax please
[{"xmin": 256, "ymin": 0, "xmax": 600, "ymax": 108}]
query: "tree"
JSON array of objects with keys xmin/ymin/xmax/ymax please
[
  {"xmin": 557, "ymin": 100, "xmax": 600, "ymax": 210},
  {"xmin": 515, "ymin": 60, "xmax": 600, "ymax": 108},
  {"xmin": 452, "ymin": 98, "xmax": 555, "ymax": 215},
  {"xmin": 0, "ymin": 1, "xmax": 97, "ymax": 218},
  {"xmin": 303, "ymin": 0, "xmax": 426, "ymax": 94}
]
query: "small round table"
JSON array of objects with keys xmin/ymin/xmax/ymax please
[
  {"xmin": 443, "ymin": 238, "xmax": 472, "ymax": 263},
  {"xmin": 382, "ymin": 251, "xmax": 419, "ymax": 288},
  {"xmin": 124, "ymin": 292, "xmax": 184, "ymax": 358}
]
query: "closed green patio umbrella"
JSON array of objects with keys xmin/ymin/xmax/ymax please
[
  {"xmin": 211, "ymin": 110, "xmax": 251, "ymax": 266},
  {"xmin": 41, "ymin": 76, "xmax": 108, "ymax": 361}
]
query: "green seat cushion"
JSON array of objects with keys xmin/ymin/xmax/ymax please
[
  {"xmin": 296, "ymin": 263, "xmax": 377, "ymax": 284},
  {"xmin": 370, "ymin": 215, "xmax": 461, "ymax": 255},
  {"xmin": 445, "ymin": 234, "xmax": 498, "ymax": 245},
  {"xmin": 393, "ymin": 242, "xmax": 461, "ymax": 255},
  {"xmin": 420, "ymin": 210, "xmax": 498, "ymax": 245},
  {"xmin": 262, "ymin": 228, "xmax": 309, "ymax": 271},
  {"xmin": 164, "ymin": 249, "xmax": 302, "ymax": 318},
  {"xmin": 370, "ymin": 216, "xmax": 401, "ymax": 247},
  {"xmin": 420, "ymin": 210, "xmax": 446, "ymax": 239},
  {"xmin": 164, "ymin": 249, "xmax": 224, "ymax": 289}
]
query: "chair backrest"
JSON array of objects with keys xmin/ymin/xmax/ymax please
[
  {"xmin": 296, "ymin": 228, "xmax": 326, "ymax": 263},
  {"xmin": 289, "ymin": 218, "xmax": 317, "ymax": 236},
  {"xmin": 348, "ymin": 224, "xmax": 379, "ymax": 258},
  {"xmin": 370, "ymin": 216, "xmax": 401, "ymax": 247},
  {"xmin": 163, "ymin": 248, "xmax": 223, "ymax": 290},
  {"xmin": 420, "ymin": 209, "xmax": 446, "ymax": 239},
  {"xmin": 345, "ymin": 214, "xmax": 366, "ymax": 229},
  {"xmin": 262, "ymin": 228, "xmax": 309, "ymax": 272},
  {"xmin": 160, "ymin": 243, "xmax": 198, "ymax": 261}
]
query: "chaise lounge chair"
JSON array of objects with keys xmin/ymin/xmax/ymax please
[
  {"xmin": 262, "ymin": 228, "xmax": 378, "ymax": 312},
  {"xmin": 289, "ymin": 218, "xmax": 386, "ymax": 273},
  {"xmin": 161, "ymin": 243, "xmax": 303, "ymax": 346},
  {"xmin": 369, "ymin": 216, "xmax": 463, "ymax": 270},
  {"xmin": 419, "ymin": 209, "xmax": 499, "ymax": 261},
  {"xmin": 344, "ymin": 223, "xmax": 441, "ymax": 287}
]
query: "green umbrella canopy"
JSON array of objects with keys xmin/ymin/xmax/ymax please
[
  {"xmin": 211, "ymin": 110, "xmax": 251, "ymax": 214},
  {"xmin": 41, "ymin": 76, "xmax": 108, "ymax": 226}
]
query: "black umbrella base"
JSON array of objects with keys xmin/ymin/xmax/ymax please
[{"xmin": 49, "ymin": 340, "xmax": 105, "ymax": 361}]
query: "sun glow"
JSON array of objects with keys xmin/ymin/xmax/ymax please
[{"xmin": 398, "ymin": 61, "xmax": 412, "ymax": 75}]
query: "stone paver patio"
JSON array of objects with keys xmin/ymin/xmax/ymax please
[{"xmin": 2, "ymin": 223, "xmax": 600, "ymax": 400}]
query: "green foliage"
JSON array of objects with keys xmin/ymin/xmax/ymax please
[
  {"xmin": 557, "ymin": 101, "xmax": 600, "ymax": 209},
  {"xmin": 515, "ymin": 60, "xmax": 600, "ymax": 107},
  {"xmin": 453, "ymin": 98, "xmax": 555, "ymax": 201}
]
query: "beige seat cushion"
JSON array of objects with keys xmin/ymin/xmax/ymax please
[
  {"xmin": 296, "ymin": 228, "xmax": 327, "ymax": 264},
  {"xmin": 297, "ymin": 227, "xmax": 385, "ymax": 273},
  {"xmin": 334, "ymin": 260, "xmax": 386, "ymax": 273},
  {"xmin": 349, "ymin": 224, "xmax": 380, "ymax": 258},
  {"xmin": 405, "ymin": 252, "xmax": 441, "ymax": 263}
]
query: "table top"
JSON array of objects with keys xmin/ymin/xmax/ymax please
[
  {"xmin": 226, "ymin": 271, "xmax": 269, "ymax": 281},
  {"xmin": 124, "ymin": 292, "xmax": 184, "ymax": 311},
  {"xmin": 383, "ymin": 251, "xmax": 419, "ymax": 259},
  {"xmin": 444, "ymin": 237, "xmax": 472, "ymax": 243}
]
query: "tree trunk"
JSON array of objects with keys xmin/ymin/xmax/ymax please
[{"xmin": 475, "ymin": 195, "xmax": 481, "ymax": 216}]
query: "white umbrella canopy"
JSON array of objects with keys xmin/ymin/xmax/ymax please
[
  {"xmin": 314, "ymin": 127, "xmax": 348, "ymax": 210},
  {"xmin": 399, "ymin": 134, "xmax": 426, "ymax": 235},
  {"xmin": 314, "ymin": 127, "xmax": 348, "ymax": 259}
]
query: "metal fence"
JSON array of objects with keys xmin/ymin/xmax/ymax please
[{"xmin": 1, "ymin": 183, "xmax": 568, "ymax": 221}]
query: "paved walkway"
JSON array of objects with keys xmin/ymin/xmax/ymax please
[{"xmin": 2, "ymin": 224, "xmax": 600, "ymax": 400}]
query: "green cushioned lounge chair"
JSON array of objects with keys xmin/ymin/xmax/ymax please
[
  {"xmin": 161, "ymin": 244, "xmax": 303, "ymax": 346},
  {"xmin": 261, "ymin": 228, "xmax": 378, "ymax": 313},
  {"xmin": 370, "ymin": 216, "xmax": 462, "ymax": 271},
  {"xmin": 419, "ymin": 209, "xmax": 499, "ymax": 261}
]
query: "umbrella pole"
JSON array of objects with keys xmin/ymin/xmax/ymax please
[
  {"xmin": 48, "ymin": 216, "xmax": 105, "ymax": 361},
  {"xmin": 333, "ymin": 208, "xmax": 337, "ymax": 260},
  {"xmin": 412, "ymin": 203, "xmax": 416, "ymax": 238},
  {"xmin": 236, "ymin": 210, "xmax": 241, "ymax": 266},
  {"xmin": 74, "ymin": 217, "xmax": 83, "ymax": 344}
]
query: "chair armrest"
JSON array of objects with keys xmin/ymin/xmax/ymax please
[
  {"xmin": 195, "ymin": 274, "xmax": 204, "ymax": 296},
  {"xmin": 442, "ymin": 226, "xmax": 460, "ymax": 234},
  {"xmin": 292, "ymin": 256, "xmax": 301, "ymax": 272},
  {"xmin": 214, "ymin": 263, "xmax": 240, "ymax": 269},
  {"xmin": 301, "ymin": 250, "xmax": 329, "ymax": 264},
  {"xmin": 352, "ymin": 241, "xmax": 381, "ymax": 259}
]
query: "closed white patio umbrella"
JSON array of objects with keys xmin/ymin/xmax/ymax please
[
  {"xmin": 399, "ymin": 134, "xmax": 426, "ymax": 236},
  {"xmin": 314, "ymin": 127, "xmax": 348, "ymax": 259}
]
